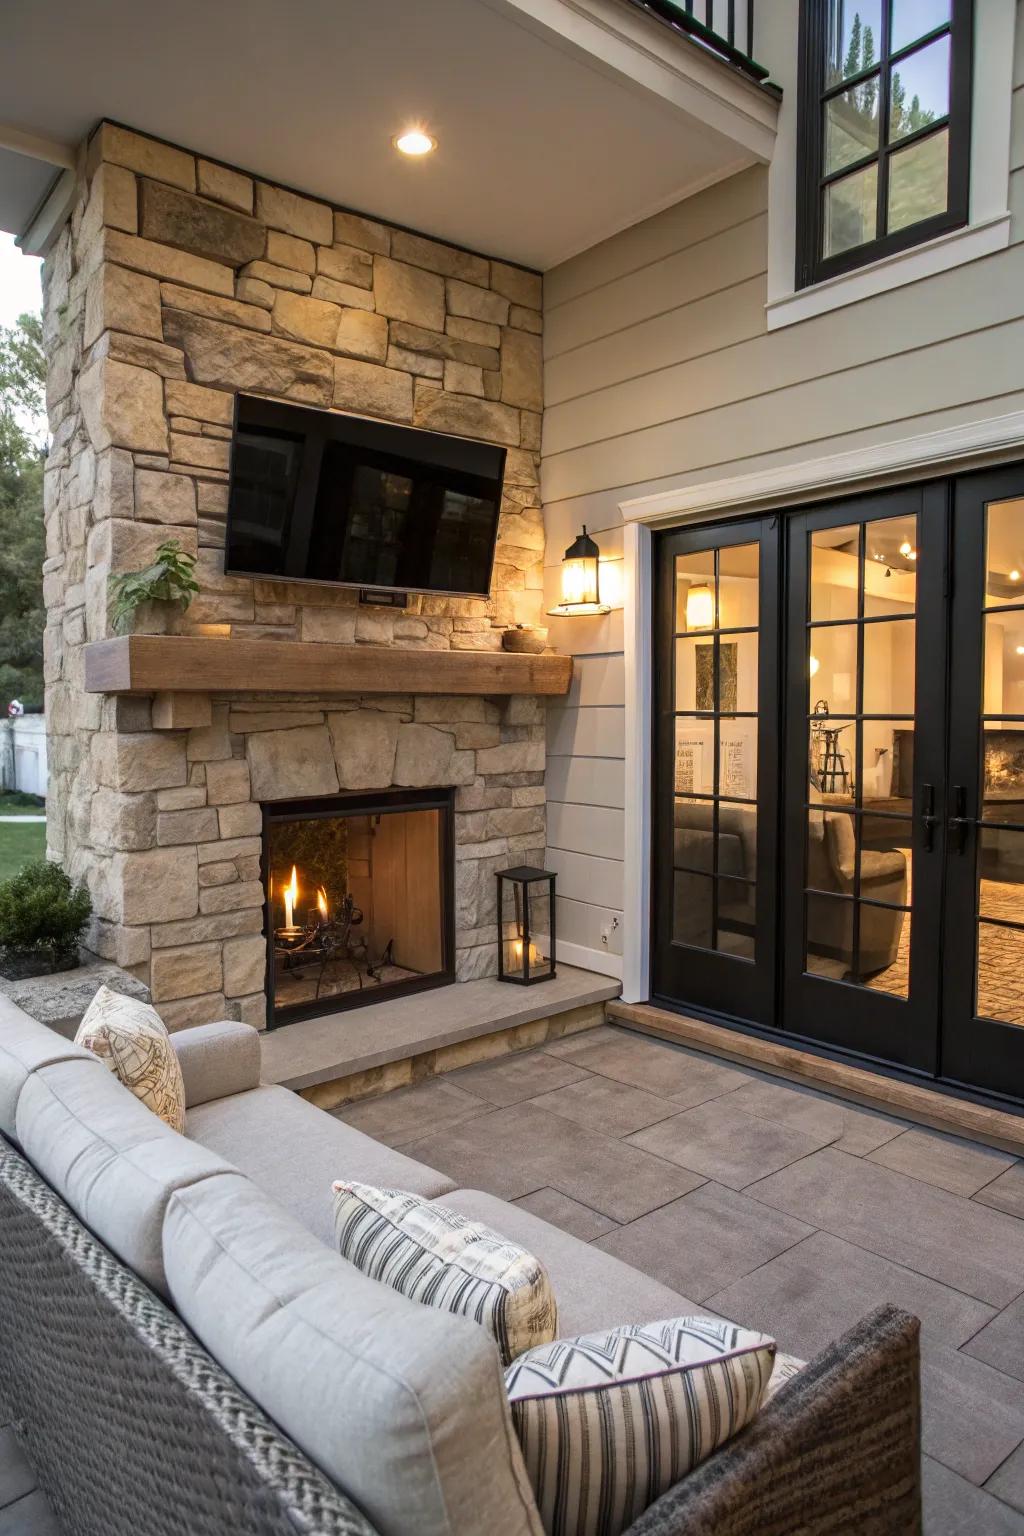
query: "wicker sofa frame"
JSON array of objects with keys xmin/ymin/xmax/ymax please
[{"xmin": 0, "ymin": 1134, "xmax": 922, "ymax": 1536}]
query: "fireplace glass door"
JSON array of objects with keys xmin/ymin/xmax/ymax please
[{"xmin": 263, "ymin": 789, "xmax": 454, "ymax": 1026}]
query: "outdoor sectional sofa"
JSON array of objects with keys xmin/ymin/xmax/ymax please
[{"xmin": 0, "ymin": 995, "xmax": 922, "ymax": 1536}]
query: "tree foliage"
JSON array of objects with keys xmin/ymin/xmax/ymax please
[{"xmin": 0, "ymin": 311, "xmax": 46, "ymax": 709}]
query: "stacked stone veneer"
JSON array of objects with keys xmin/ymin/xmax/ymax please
[{"xmin": 42, "ymin": 123, "xmax": 547, "ymax": 1027}]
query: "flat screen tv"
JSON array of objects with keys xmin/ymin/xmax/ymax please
[{"xmin": 224, "ymin": 394, "xmax": 506, "ymax": 598}]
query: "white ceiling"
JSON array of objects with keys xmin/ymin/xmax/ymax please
[{"xmin": 0, "ymin": 0, "xmax": 765, "ymax": 269}]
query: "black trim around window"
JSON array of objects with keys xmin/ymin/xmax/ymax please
[{"xmin": 796, "ymin": 0, "xmax": 973, "ymax": 289}]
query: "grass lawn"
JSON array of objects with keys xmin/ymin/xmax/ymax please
[
  {"xmin": 0, "ymin": 792, "xmax": 45, "ymax": 816},
  {"xmin": 0, "ymin": 816, "xmax": 46, "ymax": 882}
]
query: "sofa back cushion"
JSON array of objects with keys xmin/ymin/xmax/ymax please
[
  {"xmin": 164, "ymin": 1172, "xmax": 543, "ymax": 1536},
  {"xmin": 0, "ymin": 997, "xmax": 102, "ymax": 1145},
  {"xmin": 16, "ymin": 1058, "xmax": 233, "ymax": 1295}
]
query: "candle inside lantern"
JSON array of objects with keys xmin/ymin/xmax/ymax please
[
  {"xmin": 283, "ymin": 865, "xmax": 298, "ymax": 930},
  {"xmin": 511, "ymin": 937, "xmax": 540, "ymax": 969}
]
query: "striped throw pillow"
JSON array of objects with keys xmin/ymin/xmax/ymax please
[
  {"xmin": 332, "ymin": 1182, "xmax": 558, "ymax": 1364},
  {"xmin": 505, "ymin": 1316, "xmax": 776, "ymax": 1536}
]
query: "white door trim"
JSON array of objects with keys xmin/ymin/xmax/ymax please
[
  {"xmin": 619, "ymin": 409, "xmax": 1024, "ymax": 529},
  {"xmin": 621, "ymin": 520, "xmax": 653, "ymax": 1003},
  {"xmin": 616, "ymin": 409, "xmax": 1024, "ymax": 1008}
]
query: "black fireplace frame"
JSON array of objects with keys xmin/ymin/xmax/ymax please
[{"xmin": 261, "ymin": 787, "xmax": 456, "ymax": 1029}]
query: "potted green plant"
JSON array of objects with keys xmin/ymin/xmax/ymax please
[
  {"xmin": 108, "ymin": 539, "xmax": 200, "ymax": 635},
  {"xmin": 0, "ymin": 859, "xmax": 92, "ymax": 979}
]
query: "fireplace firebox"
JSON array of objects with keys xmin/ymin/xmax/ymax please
[{"xmin": 262, "ymin": 789, "xmax": 455, "ymax": 1028}]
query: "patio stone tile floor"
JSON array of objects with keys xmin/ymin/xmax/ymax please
[{"xmin": 341, "ymin": 1022, "xmax": 1024, "ymax": 1536}]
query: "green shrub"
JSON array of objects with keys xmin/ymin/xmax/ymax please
[{"xmin": 0, "ymin": 858, "xmax": 92, "ymax": 973}]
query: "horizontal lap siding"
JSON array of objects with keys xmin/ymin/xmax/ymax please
[{"xmin": 543, "ymin": 15, "xmax": 1024, "ymax": 976}]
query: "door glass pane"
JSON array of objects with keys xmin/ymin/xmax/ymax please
[
  {"xmin": 891, "ymin": 0, "xmax": 950, "ymax": 54},
  {"xmin": 979, "ymin": 828, "xmax": 1024, "ymax": 924},
  {"xmin": 862, "ymin": 721, "xmax": 915, "ymax": 815},
  {"xmin": 806, "ymin": 891, "xmax": 855, "ymax": 977},
  {"xmin": 888, "ymin": 128, "xmax": 949, "ymax": 232},
  {"xmin": 861, "ymin": 906, "xmax": 910, "ymax": 996},
  {"xmin": 718, "ymin": 543, "xmax": 759, "ymax": 628},
  {"xmin": 889, "ymin": 36, "xmax": 950, "ymax": 143},
  {"xmin": 809, "ymin": 717, "xmax": 855, "ymax": 798},
  {"xmin": 674, "ymin": 797, "xmax": 716, "ymax": 872},
  {"xmin": 811, "ymin": 524, "xmax": 859, "ymax": 622},
  {"xmin": 674, "ymin": 719, "xmax": 715, "ymax": 795},
  {"xmin": 721, "ymin": 633, "xmax": 758, "ymax": 713},
  {"xmin": 861, "ymin": 818, "xmax": 912, "ymax": 906},
  {"xmin": 716, "ymin": 882, "xmax": 756, "ymax": 959},
  {"xmin": 864, "ymin": 620, "xmax": 915, "ymax": 713},
  {"xmin": 983, "ymin": 615, "xmax": 1024, "ymax": 715},
  {"xmin": 824, "ymin": 162, "xmax": 879, "ymax": 257},
  {"xmin": 807, "ymin": 806, "xmax": 857, "ymax": 892},
  {"xmin": 826, "ymin": 83, "xmax": 880, "ymax": 175},
  {"xmin": 985, "ymin": 500, "xmax": 1024, "ymax": 608},
  {"xmin": 976, "ymin": 922, "xmax": 1024, "ymax": 1027},
  {"xmin": 809, "ymin": 624, "xmax": 858, "ymax": 713},
  {"xmin": 864, "ymin": 514, "xmax": 917, "ymax": 616},
  {"xmin": 675, "ymin": 552, "xmax": 716, "ymax": 632},
  {"xmin": 673, "ymin": 869, "xmax": 714, "ymax": 949},
  {"xmin": 983, "ymin": 725, "xmax": 1024, "ymax": 819},
  {"xmin": 718, "ymin": 806, "xmax": 757, "ymax": 880},
  {"xmin": 720, "ymin": 721, "xmax": 758, "ymax": 798},
  {"xmin": 675, "ymin": 637, "xmax": 712, "ymax": 712},
  {"xmin": 826, "ymin": 0, "xmax": 883, "ymax": 87}
]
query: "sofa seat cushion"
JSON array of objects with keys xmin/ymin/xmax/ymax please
[
  {"xmin": 505, "ymin": 1316, "xmax": 775, "ymax": 1536},
  {"xmin": 76, "ymin": 985, "xmax": 186, "ymax": 1132},
  {"xmin": 186, "ymin": 1084, "xmax": 455, "ymax": 1245},
  {"xmin": 164, "ymin": 1171, "xmax": 543, "ymax": 1536},
  {"xmin": 334, "ymin": 1182, "xmax": 558, "ymax": 1364},
  {"xmin": 436, "ymin": 1189, "xmax": 701, "ymax": 1336},
  {"xmin": 0, "ymin": 997, "xmax": 102, "ymax": 1146},
  {"xmin": 16, "ymin": 1057, "xmax": 233, "ymax": 1295}
]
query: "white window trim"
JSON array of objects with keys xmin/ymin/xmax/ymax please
[{"xmin": 763, "ymin": 0, "xmax": 1016, "ymax": 332}]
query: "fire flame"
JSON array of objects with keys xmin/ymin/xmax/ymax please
[
  {"xmin": 289, "ymin": 865, "xmax": 298, "ymax": 905},
  {"xmin": 317, "ymin": 886, "xmax": 329, "ymax": 919}
]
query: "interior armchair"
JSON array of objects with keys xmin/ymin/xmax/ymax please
[{"xmin": 807, "ymin": 783, "xmax": 908, "ymax": 978}]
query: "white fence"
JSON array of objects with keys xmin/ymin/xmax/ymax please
[{"xmin": 0, "ymin": 714, "xmax": 48, "ymax": 799}]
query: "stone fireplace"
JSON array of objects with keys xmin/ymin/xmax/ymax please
[
  {"xmin": 264, "ymin": 788, "xmax": 454, "ymax": 1027},
  {"xmin": 41, "ymin": 123, "xmax": 553, "ymax": 1030}
]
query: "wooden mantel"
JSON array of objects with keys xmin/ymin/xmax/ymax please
[{"xmin": 83, "ymin": 636, "xmax": 573, "ymax": 698}]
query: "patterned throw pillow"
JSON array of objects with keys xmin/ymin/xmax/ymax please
[
  {"xmin": 332, "ymin": 1182, "xmax": 557, "ymax": 1364},
  {"xmin": 75, "ymin": 985, "xmax": 186, "ymax": 1133},
  {"xmin": 505, "ymin": 1316, "xmax": 776, "ymax": 1536},
  {"xmin": 764, "ymin": 1349, "xmax": 806, "ymax": 1402}
]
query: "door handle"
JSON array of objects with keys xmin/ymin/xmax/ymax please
[
  {"xmin": 948, "ymin": 785, "xmax": 976, "ymax": 854},
  {"xmin": 920, "ymin": 784, "xmax": 940, "ymax": 852}
]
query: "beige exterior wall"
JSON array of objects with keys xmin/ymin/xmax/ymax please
[{"xmin": 541, "ymin": 5, "xmax": 1024, "ymax": 975}]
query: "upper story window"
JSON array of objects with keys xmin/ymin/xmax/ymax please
[{"xmin": 797, "ymin": 1, "xmax": 974, "ymax": 287}]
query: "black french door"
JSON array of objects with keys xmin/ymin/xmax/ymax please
[
  {"xmin": 652, "ymin": 468, "xmax": 1024, "ymax": 1106},
  {"xmin": 652, "ymin": 518, "xmax": 779, "ymax": 1025}
]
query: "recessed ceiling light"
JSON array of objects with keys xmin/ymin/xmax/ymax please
[{"xmin": 394, "ymin": 129, "xmax": 436, "ymax": 157}]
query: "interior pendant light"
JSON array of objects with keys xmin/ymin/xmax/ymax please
[
  {"xmin": 549, "ymin": 526, "xmax": 610, "ymax": 616},
  {"xmin": 685, "ymin": 583, "xmax": 714, "ymax": 631}
]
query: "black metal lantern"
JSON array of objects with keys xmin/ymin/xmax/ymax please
[
  {"xmin": 548, "ymin": 526, "xmax": 611, "ymax": 617},
  {"xmin": 496, "ymin": 866, "xmax": 557, "ymax": 985}
]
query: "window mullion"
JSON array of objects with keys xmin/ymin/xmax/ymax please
[{"xmin": 876, "ymin": 0, "xmax": 893, "ymax": 241}]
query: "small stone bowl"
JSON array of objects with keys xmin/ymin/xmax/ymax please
[{"xmin": 502, "ymin": 625, "xmax": 549, "ymax": 655}]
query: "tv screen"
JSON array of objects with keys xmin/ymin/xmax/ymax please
[{"xmin": 224, "ymin": 395, "xmax": 506, "ymax": 598}]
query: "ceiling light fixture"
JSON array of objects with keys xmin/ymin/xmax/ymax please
[
  {"xmin": 394, "ymin": 128, "xmax": 436, "ymax": 157},
  {"xmin": 1012, "ymin": 569, "xmax": 1021, "ymax": 582}
]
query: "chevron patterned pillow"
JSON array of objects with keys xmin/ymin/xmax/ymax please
[
  {"xmin": 332, "ymin": 1182, "xmax": 558, "ymax": 1364},
  {"xmin": 504, "ymin": 1315, "xmax": 776, "ymax": 1536}
]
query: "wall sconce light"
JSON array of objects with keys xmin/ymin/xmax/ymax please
[
  {"xmin": 809, "ymin": 653, "xmax": 820, "ymax": 678},
  {"xmin": 685, "ymin": 583, "xmax": 714, "ymax": 631},
  {"xmin": 549, "ymin": 526, "xmax": 611, "ymax": 616}
]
